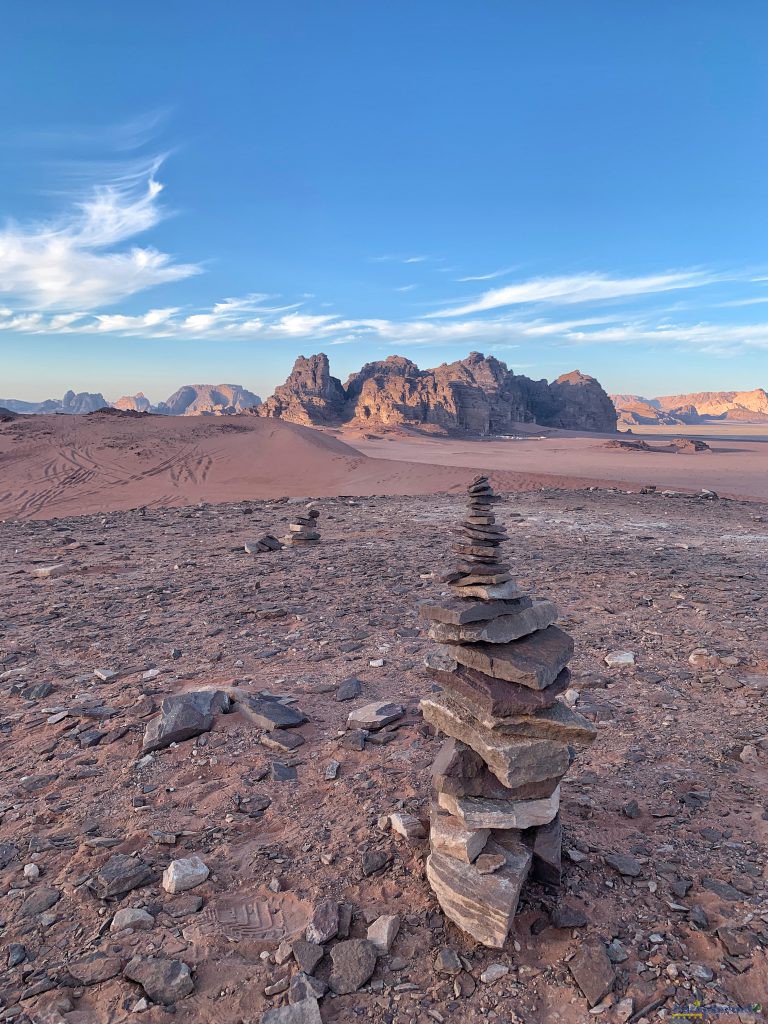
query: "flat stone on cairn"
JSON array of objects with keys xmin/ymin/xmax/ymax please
[
  {"xmin": 283, "ymin": 505, "xmax": 321, "ymax": 547},
  {"xmin": 419, "ymin": 475, "xmax": 596, "ymax": 948}
]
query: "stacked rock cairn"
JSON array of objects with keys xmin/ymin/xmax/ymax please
[
  {"xmin": 283, "ymin": 505, "xmax": 321, "ymax": 547},
  {"xmin": 419, "ymin": 475, "xmax": 596, "ymax": 948}
]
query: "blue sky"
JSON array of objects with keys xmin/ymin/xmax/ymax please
[{"xmin": 2, "ymin": 0, "xmax": 767, "ymax": 403}]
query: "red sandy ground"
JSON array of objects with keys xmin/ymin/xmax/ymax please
[{"xmin": 1, "ymin": 414, "xmax": 766, "ymax": 523}]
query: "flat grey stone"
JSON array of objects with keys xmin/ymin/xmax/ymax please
[
  {"xmin": 292, "ymin": 939, "xmax": 324, "ymax": 975},
  {"xmin": 306, "ymin": 899, "xmax": 339, "ymax": 944},
  {"xmin": 347, "ymin": 701, "xmax": 403, "ymax": 731},
  {"xmin": 238, "ymin": 696, "xmax": 307, "ymax": 730},
  {"xmin": 336, "ymin": 677, "xmax": 362, "ymax": 701},
  {"xmin": 569, "ymin": 941, "xmax": 615, "ymax": 1007},
  {"xmin": 604, "ymin": 852, "xmax": 642, "ymax": 878},
  {"xmin": 93, "ymin": 854, "xmax": 153, "ymax": 898},
  {"xmin": 19, "ymin": 886, "xmax": 61, "ymax": 917}
]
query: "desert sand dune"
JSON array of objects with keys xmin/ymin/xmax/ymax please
[
  {"xmin": 1, "ymin": 412, "xmax": 766, "ymax": 521},
  {"xmin": 348, "ymin": 430, "xmax": 768, "ymax": 502}
]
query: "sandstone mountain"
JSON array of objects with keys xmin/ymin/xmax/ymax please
[
  {"xmin": 113, "ymin": 392, "xmax": 154, "ymax": 413},
  {"xmin": 157, "ymin": 384, "xmax": 262, "ymax": 416},
  {"xmin": 0, "ymin": 390, "xmax": 110, "ymax": 415},
  {"xmin": 4, "ymin": 384, "xmax": 262, "ymax": 417},
  {"xmin": 612, "ymin": 388, "xmax": 768, "ymax": 426},
  {"xmin": 257, "ymin": 352, "xmax": 618, "ymax": 434}
]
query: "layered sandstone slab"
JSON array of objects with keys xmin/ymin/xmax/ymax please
[
  {"xmin": 427, "ymin": 665, "xmax": 570, "ymax": 717},
  {"xmin": 448, "ymin": 580, "xmax": 521, "ymax": 600},
  {"xmin": 451, "ymin": 697, "xmax": 597, "ymax": 745},
  {"xmin": 429, "ymin": 807, "xmax": 490, "ymax": 863},
  {"xmin": 438, "ymin": 787, "xmax": 560, "ymax": 830},
  {"xmin": 431, "ymin": 738, "xmax": 561, "ymax": 802},
  {"xmin": 427, "ymin": 600, "xmax": 557, "ymax": 645},
  {"xmin": 420, "ymin": 596, "xmax": 532, "ymax": 626},
  {"xmin": 421, "ymin": 695, "xmax": 569, "ymax": 788},
  {"xmin": 447, "ymin": 625, "xmax": 574, "ymax": 689},
  {"xmin": 426, "ymin": 840, "xmax": 532, "ymax": 948}
]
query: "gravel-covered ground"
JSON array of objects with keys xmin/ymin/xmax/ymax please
[{"xmin": 0, "ymin": 487, "xmax": 766, "ymax": 1024}]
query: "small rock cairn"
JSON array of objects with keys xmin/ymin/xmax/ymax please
[
  {"xmin": 283, "ymin": 504, "xmax": 321, "ymax": 547},
  {"xmin": 419, "ymin": 475, "xmax": 596, "ymax": 947}
]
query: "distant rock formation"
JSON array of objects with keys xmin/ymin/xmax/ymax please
[
  {"xmin": 4, "ymin": 385, "xmax": 262, "ymax": 417},
  {"xmin": 612, "ymin": 389, "xmax": 768, "ymax": 427},
  {"xmin": 0, "ymin": 391, "xmax": 110, "ymax": 415},
  {"xmin": 258, "ymin": 352, "xmax": 618, "ymax": 434},
  {"xmin": 605, "ymin": 437, "xmax": 711, "ymax": 453},
  {"xmin": 0, "ymin": 407, "xmax": 17, "ymax": 422},
  {"xmin": 156, "ymin": 384, "xmax": 262, "ymax": 416},
  {"xmin": 256, "ymin": 355, "xmax": 346, "ymax": 425},
  {"xmin": 113, "ymin": 392, "xmax": 154, "ymax": 413}
]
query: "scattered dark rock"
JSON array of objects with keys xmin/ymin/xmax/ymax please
[
  {"xmin": 92, "ymin": 854, "xmax": 153, "ymax": 898},
  {"xmin": 18, "ymin": 886, "xmax": 61, "ymax": 917},
  {"xmin": 124, "ymin": 956, "xmax": 194, "ymax": 1004},
  {"xmin": 604, "ymin": 852, "xmax": 642, "ymax": 877},
  {"xmin": 362, "ymin": 849, "xmax": 392, "ymax": 876},
  {"xmin": 142, "ymin": 690, "xmax": 230, "ymax": 752},
  {"xmin": 306, "ymin": 900, "xmax": 339, "ymax": 944},
  {"xmin": 336, "ymin": 677, "xmax": 363, "ymax": 702},
  {"xmin": 568, "ymin": 940, "xmax": 615, "ymax": 1007},
  {"xmin": 329, "ymin": 939, "xmax": 378, "ymax": 994},
  {"xmin": 551, "ymin": 903, "xmax": 588, "ymax": 929}
]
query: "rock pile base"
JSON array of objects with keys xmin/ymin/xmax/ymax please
[
  {"xmin": 283, "ymin": 505, "xmax": 321, "ymax": 547},
  {"xmin": 420, "ymin": 476, "xmax": 596, "ymax": 947}
]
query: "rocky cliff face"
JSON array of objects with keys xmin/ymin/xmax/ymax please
[
  {"xmin": 258, "ymin": 352, "xmax": 618, "ymax": 434},
  {"xmin": 256, "ymin": 354, "xmax": 348, "ymax": 425},
  {"xmin": 536, "ymin": 371, "xmax": 621, "ymax": 432},
  {"xmin": 612, "ymin": 388, "xmax": 768, "ymax": 426}
]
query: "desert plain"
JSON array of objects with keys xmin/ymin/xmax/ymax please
[{"xmin": 0, "ymin": 410, "xmax": 766, "ymax": 1024}]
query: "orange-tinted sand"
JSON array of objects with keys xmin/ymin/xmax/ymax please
[{"xmin": 0, "ymin": 413, "xmax": 766, "ymax": 520}]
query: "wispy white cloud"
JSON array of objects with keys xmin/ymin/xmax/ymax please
[
  {"xmin": 2, "ymin": 295, "xmax": 768, "ymax": 354},
  {"xmin": 456, "ymin": 266, "xmax": 519, "ymax": 282},
  {"xmin": 426, "ymin": 270, "xmax": 725, "ymax": 318},
  {"xmin": 0, "ymin": 157, "xmax": 201, "ymax": 310},
  {"xmin": 563, "ymin": 319, "xmax": 768, "ymax": 353},
  {"xmin": 1, "ymin": 147, "xmax": 766, "ymax": 363},
  {"xmin": 370, "ymin": 254, "xmax": 428, "ymax": 264},
  {"xmin": 95, "ymin": 308, "xmax": 179, "ymax": 333}
]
